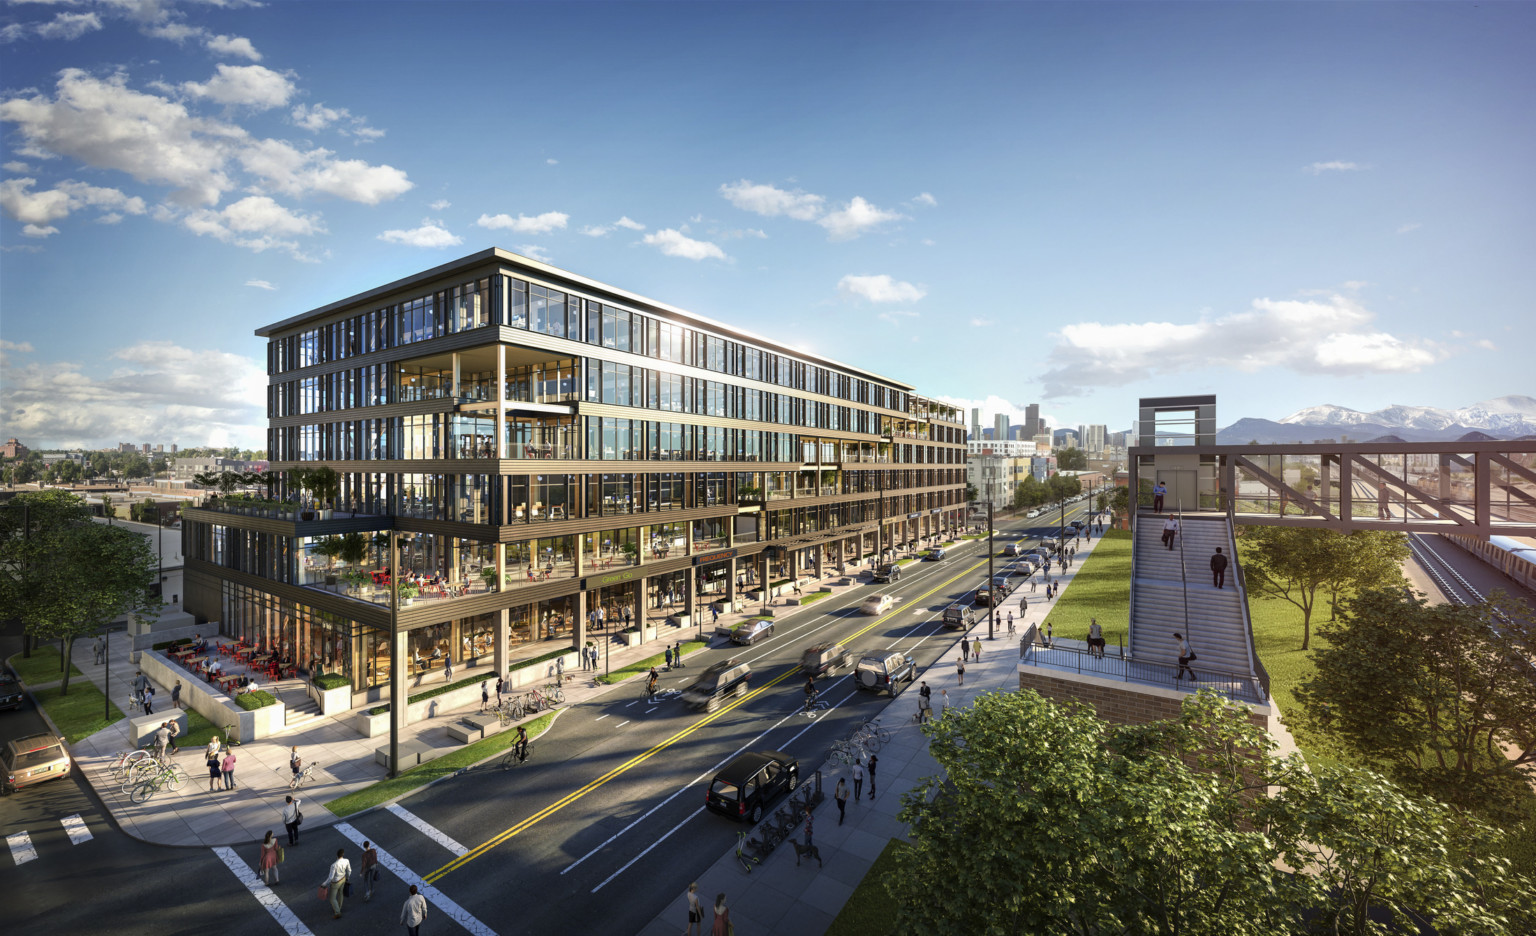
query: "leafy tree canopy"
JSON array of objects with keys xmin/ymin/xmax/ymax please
[
  {"xmin": 1056, "ymin": 446, "xmax": 1088, "ymax": 471},
  {"xmin": 1238, "ymin": 527, "xmax": 1407, "ymax": 649}
]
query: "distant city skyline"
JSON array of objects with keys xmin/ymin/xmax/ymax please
[{"xmin": 2, "ymin": 2, "xmax": 1532, "ymax": 448}]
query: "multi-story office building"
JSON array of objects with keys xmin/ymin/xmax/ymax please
[
  {"xmin": 1084, "ymin": 424, "xmax": 1107, "ymax": 455},
  {"xmin": 993, "ymin": 414, "xmax": 1009, "ymax": 443},
  {"xmin": 183, "ymin": 248, "xmax": 967, "ymax": 711}
]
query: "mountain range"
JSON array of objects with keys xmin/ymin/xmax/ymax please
[{"xmin": 1216, "ymin": 395, "xmax": 1536, "ymax": 444}]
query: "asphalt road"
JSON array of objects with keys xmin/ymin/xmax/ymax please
[{"xmin": 1, "ymin": 501, "xmax": 1095, "ymax": 936}]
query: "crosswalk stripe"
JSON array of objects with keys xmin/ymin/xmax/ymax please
[
  {"xmin": 333, "ymin": 822, "xmax": 496, "ymax": 936},
  {"xmin": 60, "ymin": 814, "xmax": 93, "ymax": 845},
  {"xmin": 386, "ymin": 804, "xmax": 469, "ymax": 857},
  {"xmin": 212, "ymin": 846, "xmax": 315, "ymax": 936},
  {"xmin": 6, "ymin": 831, "xmax": 38, "ymax": 866}
]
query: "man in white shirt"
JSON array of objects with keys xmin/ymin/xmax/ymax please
[
  {"xmin": 321, "ymin": 847, "xmax": 352, "ymax": 918},
  {"xmin": 1173, "ymin": 632, "xmax": 1196, "ymax": 682},
  {"xmin": 1161, "ymin": 515, "xmax": 1180, "ymax": 551}
]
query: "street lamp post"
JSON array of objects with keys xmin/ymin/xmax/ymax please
[{"xmin": 986, "ymin": 500, "xmax": 995, "ymax": 641}]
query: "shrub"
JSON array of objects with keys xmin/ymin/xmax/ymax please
[
  {"xmin": 235, "ymin": 690, "xmax": 276, "ymax": 710},
  {"xmin": 312, "ymin": 672, "xmax": 350, "ymax": 690}
]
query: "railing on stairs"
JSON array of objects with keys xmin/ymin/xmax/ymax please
[
  {"xmin": 1226, "ymin": 499, "xmax": 1270, "ymax": 702},
  {"xmin": 1174, "ymin": 497, "xmax": 1194, "ymax": 657}
]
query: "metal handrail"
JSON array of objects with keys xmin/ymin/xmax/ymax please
[
  {"xmin": 1226, "ymin": 498, "xmax": 1270, "ymax": 702},
  {"xmin": 1175, "ymin": 496, "xmax": 1193, "ymax": 650},
  {"xmin": 1020, "ymin": 640, "xmax": 1265, "ymax": 706}
]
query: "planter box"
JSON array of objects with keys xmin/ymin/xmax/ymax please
[
  {"xmin": 622, "ymin": 630, "xmax": 643, "ymax": 648},
  {"xmin": 356, "ymin": 710, "xmax": 391, "ymax": 738},
  {"xmin": 314, "ymin": 683, "xmax": 352, "ymax": 716}
]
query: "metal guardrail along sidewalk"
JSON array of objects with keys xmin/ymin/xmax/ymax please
[{"xmin": 1019, "ymin": 639, "xmax": 1267, "ymax": 706}]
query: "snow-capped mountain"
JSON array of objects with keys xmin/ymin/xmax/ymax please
[{"xmin": 1279, "ymin": 396, "xmax": 1536, "ymax": 435}]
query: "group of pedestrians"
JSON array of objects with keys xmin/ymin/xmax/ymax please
[{"xmin": 682, "ymin": 883, "xmax": 732, "ymax": 936}]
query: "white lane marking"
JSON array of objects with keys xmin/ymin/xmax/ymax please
[
  {"xmin": 594, "ymin": 714, "xmax": 610, "ymax": 721},
  {"xmin": 560, "ymin": 698, "xmax": 811, "ymax": 877},
  {"xmin": 60, "ymin": 814, "xmax": 93, "ymax": 845},
  {"xmin": 333, "ymin": 822, "xmax": 497, "ymax": 936},
  {"xmin": 7, "ymin": 831, "xmax": 38, "ymax": 866},
  {"xmin": 614, "ymin": 720, "xmax": 630, "ymax": 728},
  {"xmin": 212, "ymin": 845, "xmax": 315, "ymax": 936},
  {"xmin": 624, "ymin": 701, "xmax": 637, "ymax": 708},
  {"xmin": 591, "ymin": 806, "xmax": 706, "ymax": 893},
  {"xmin": 386, "ymin": 804, "xmax": 468, "ymax": 858}
]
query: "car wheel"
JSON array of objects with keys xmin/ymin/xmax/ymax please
[
  {"xmin": 768, "ymin": 626, "xmax": 775, "ymax": 638},
  {"xmin": 788, "ymin": 771, "xmax": 799, "ymax": 792},
  {"xmin": 707, "ymin": 696, "xmax": 720, "ymax": 712},
  {"xmin": 750, "ymin": 804, "xmax": 763, "ymax": 824}
]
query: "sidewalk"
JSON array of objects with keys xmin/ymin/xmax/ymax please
[
  {"xmin": 636, "ymin": 527, "xmax": 1106, "ymax": 936},
  {"xmin": 51, "ymin": 534, "xmax": 999, "ymax": 848}
]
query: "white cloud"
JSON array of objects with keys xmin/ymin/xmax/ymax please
[
  {"xmin": 714, "ymin": 227, "xmax": 767, "ymax": 240},
  {"xmin": 180, "ymin": 195, "xmax": 323, "ymax": 256},
  {"xmin": 970, "ymin": 317, "xmax": 995, "ymax": 327},
  {"xmin": 0, "ymin": 177, "xmax": 147, "ymax": 235},
  {"xmin": 719, "ymin": 180, "xmax": 824, "ymax": 220},
  {"xmin": 378, "ymin": 219, "xmax": 462, "ymax": 248},
  {"xmin": 429, "ymin": 199, "xmax": 451, "ymax": 211},
  {"xmin": 1, "ymin": 11, "xmax": 103, "ymax": 43},
  {"xmin": 582, "ymin": 215, "xmax": 647, "ymax": 237},
  {"xmin": 3, "ymin": 161, "xmax": 31, "ymax": 173},
  {"xmin": 546, "ymin": 158, "xmax": 558, "ymax": 165},
  {"xmin": 818, "ymin": 196, "xmax": 904, "ymax": 240},
  {"xmin": 0, "ymin": 340, "xmax": 268, "ymax": 450},
  {"xmin": 290, "ymin": 102, "xmax": 381, "ymax": 141},
  {"xmin": 475, "ymin": 211, "xmax": 569, "ymax": 234},
  {"xmin": 912, "ymin": 192, "xmax": 937, "ymax": 207},
  {"xmin": 614, "ymin": 216, "xmax": 644, "ymax": 231},
  {"xmin": 1475, "ymin": 339, "xmax": 1497, "ymax": 351},
  {"xmin": 922, "ymin": 238, "xmax": 936, "ymax": 246},
  {"xmin": 182, "ymin": 64, "xmax": 296, "ymax": 110},
  {"xmin": 934, "ymin": 395, "xmax": 1041, "ymax": 433},
  {"xmin": 1303, "ymin": 161, "xmax": 1365, "ymax": 175},
  {"xmin": 876, "ymin": 310, "xmax": 919, "ymax": 325},
  {"xmin": 1396, "ymin": 222, "xmax": 1422, "ymax": 234},
  {"xmin": 1341, "ymin": 280, "xmax": 1371, "ymax": 290},
  {"xmin": 0, "ymin": 339, "xmax": 36, "ymax": 353},
  {"xmin": 514, "ymin": 244, "xmax": 552, "ymax": 263},
  {"xmin": 837, "ymin": 274, "xmax": 926, "ymax": 304},
  {"xmin": 642, "ymin": 228, "xmax": 727, "ymax": 261},
  {"xmin": 245, "ymin": 279, "xmax": 276, "ymax": 291},
  {"xmin": 236, "ymin": 139, "xmax": 412, "ymax": 204},
  {"xmin": 1036, "ymin": 294, "xmax": 1442, "ymax": 398},
  {"xmin": 206, "ymin": 33, "xmax": 261, "ymax": 61}
]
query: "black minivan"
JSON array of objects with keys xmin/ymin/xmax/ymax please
[{"xmin": 706, "ymin": 750, "xmax": 800, "ymax": 823}]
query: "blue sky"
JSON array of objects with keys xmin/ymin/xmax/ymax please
[{"xmin": 1, "ymin": 1, "xmax": 1532, "ymax": 449}]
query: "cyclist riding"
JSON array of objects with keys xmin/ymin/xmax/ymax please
[
  {"xmin": 803, "ymin": 674, "xmax": 819, "ymax": 712},
  {"xmin": 646, "ymin": 667, "xmax": 660, "ymax": 701},
  {"xmin": 514, "ymin": 725, "xmax": 529, "ymax": 763}
]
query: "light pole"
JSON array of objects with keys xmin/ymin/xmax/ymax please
[{"xmin": 986, "ymin": 500, "xmax": 995, "ymax": 641}]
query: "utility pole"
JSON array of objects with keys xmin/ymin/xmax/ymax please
[
  {"xmin": 388, "ymin": 534, "xmax": 400, "ymax": 779},
  {"xmin": 986, "ymin": 500, "xmax": 995, "ymax": 641}
]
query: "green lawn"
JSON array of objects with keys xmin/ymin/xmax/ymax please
[
  {"xmin": 1246, "ymin": 592, "xmax": 1335, "ymax": 766},
  {"xmin": 825, "ymin": 838, "xmax": 909, "ymax": 936},
  {"xmin": 1038, "ymin": 529, "xmax": 1132, "ymax": 648},
  {"xmin": 593, "ymin": 640, "xmax": 708, "ymax": 685},
  {"xmin": 326, "ymin": 709, "xmax": 558, "ymax": 817},
  {"xmin": 33, "ymin": 680, "xmax": 125, "ymax": 743},
  {"xmin": 799, "ymin": 590, "xmax": 832, "ymax": 605},
  {"xmin": 7, "ymin": 644, "xmax": 83, "ymax": 685}
]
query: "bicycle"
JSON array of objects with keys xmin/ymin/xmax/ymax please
[
  {"xmin": 107, "ymin": 748, "xmax": 152, "ymax": 779},
  {"xmin": 124, "ymin": 753, "xmax": 181, "ymax": 789},
  {"xmin": 542, "ymin": 683, "xmax": 565, "ymax": 705},
  {"xmin": 129, "ymin": 762, "xmax": 185, "ymax": 801},
  {"xmin": 289, "ymin": 761, "xmax": 319, "ymax": 790},
  {"xmin": 498, "ymin": 741, "xmax": 533, "ymax": 768},
  {"xmin": 736, "ymin": 830, "xmax": 764, "ymax": 874}
]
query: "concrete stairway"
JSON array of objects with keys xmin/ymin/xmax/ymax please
[
  {"xmin": 277, "ymin": 680, "xmax": 325, "ymax": 731},
  {"xmin": 1130, "ymin": 514, "xmax": 1254, "ymax": 677}
]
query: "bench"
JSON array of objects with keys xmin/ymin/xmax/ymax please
[
  {"xmin": 374, "ymin": 739, "xmax": 432, "ymax": 769},
  {"xmin": 128, "ymin": 710, "xmax": 188, "ymax": 746},
  {"xmin": 448, "ymin": 714, "xmax": 507, "ymax": 743}
]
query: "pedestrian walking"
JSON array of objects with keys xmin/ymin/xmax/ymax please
[
  {"xmin": 1210, "ymin": 547, "xmax": 1228, "ymax": 589},
  {"xmin": 835, "ymin": 778, "xmax": 849, "ymax": 825},
  {"xmin": 480, "ymin": 681, "xmax": 489, "ymax": 714},
  {"xmin": 623, "ymin": 605, "xmax": 633, "ymax": 629},
  {"xmin": 142, "ymin": 683, "xmax": 154, "ymax": 715},
  {"xmin": 153, "ymin": 722, "xmax": 170, "ymax": 762},
  {"xmin": 956, "ymin": 655, "xmax": 966, "ymax": 686},
  {"xmin": 711, "ymin": 894, "xmax": 731, "ymax": 936},
  {"xmin": 93, "ymin": 635, "xmax": 106, "ymax": 665},
  {"xmin": 711, "ymin": 604, "xmax": 719, "ymax": 627},
  {"xmin": 1174, "ymin": 632, "xmax": 1196, "ymax": 682},
  {"xmin": 867, "ymin": 754, "xmax": 878, "ymax": 798},
  {"xmin": 289, "ymin": 746, "xmax": 303, "ymax": 781},
  {"xmin": 207, "ymin": 746, "xmax": 222, "ymax": 792},
  {"xmin": 401, "ymin": 885, "xmax": 428, "ymax": 936},
  {"xmin": 1031, "ymin": 577, "xmax": 1037, "ymax": 593},
  {"xmin": 1153, "ymin": 480, "xmax": 1166, "ymax": 512},
  {"xmin": 205, "ymin": 735, "xmax": 221, "ymax": 764},
  {"xmin": 283, "ymin": 794, "xmax": 301, "ymax": 844},
  {"xmin": 1161, "ymin": 514, "xmax": 1179, "ymax": 550},
  {"xmin": 259, "ymin": 831, "xmax": 281, "ymax": 884},
  {"xmin": 673, "ymin": 641, "xmax": 684, "ymax": 667},
  {"xmin": 852, "ymin": 759, "xmax": 864, "ymax": 801},
  {"xmin": 172, "ymin": 680, "xmax": 182, "ymax": 710},
  {"xmin": 496, "ymin": 674, "xmax": 504, "ymax": 705},
  {"xmin": 940, "ymin": 688, "xmax": 951, "ymax": 717},
  {"xmin": 972, "ymin": 640, "xmax": 981, "ymax": 662},
  {"xmin": 1045, "ymin": 621, "xmax": 1053, "ymax": 648},
  {"xmin": 1007, "ymin": 611, "xmax": 1015, "ymax": 637},
  {"xmin": 221, "ymin": 749, "xmax": 237, "ymax": 790},
  {"xmin": 360, "ymin": 840, "xmax": 379, "ymax": 901},
  {"xmin": 591, "ymin": 644, "xmax": 600, "ymax": 670},
  {"xmin": 665, "ymin": 646, "xmax": 674, "ymax": 670},
  {"xmin": 444, "ymin": 655, "xmax": 454, "ymax": 682},
  {"xmin": 321, "ymin": 847, "xmax": 351, "ymax": 919},
  {"xmin": 959, "ymin": 636, "xmax": 969, "ymax": 659},
  {"xmin": 1019, "ymin": 595, "xmax": 1028, "ymax": 615},
  {"xmin": 685, "ymin": 882, "xmax": 703, "ymax": 936},
  {"xmin": 1087, "ymin": 618, "xmax": 1105, "ymax": 659},
  {"xmin": 555, "ymin": 654, "xmax": 565, "ymax": 684}
]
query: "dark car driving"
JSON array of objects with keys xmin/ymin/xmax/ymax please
[{"xmin": 706, "ymin": 750, "xmax": 800, "ymax": 823}]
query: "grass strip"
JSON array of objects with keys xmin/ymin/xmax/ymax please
[
  {"xmin": 325, "ymin": 710, "xmax": 558, "ymax": 817},
  {"xmin": 825, "ymin": 838, "xmax": 910, "ymax": 936},
  {"xmin": 799, "ymin": 591, "xmax": 832, "ymax": 605},
  {"xmin": 1037, "ymin": 529, "xmax": 1132, "ymax": 647},
  {"xmin": 594, "ymin": 640, "xmax": 707, "ymax": 685},
  {"xmin": 8, "ymin": 645, "xmax": 84, "ymax": 684},
  {"xmin": 33, "ymin": 680, "xmax": 124, "ymax": 743}
]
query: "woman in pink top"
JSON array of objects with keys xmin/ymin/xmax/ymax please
[{"xmin": 258, "ymin": 830, "xmax": 281, "ymax": 883}]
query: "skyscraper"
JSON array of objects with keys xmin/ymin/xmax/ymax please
[
  {"xmin": 994, "ymin": 414, "xmax": 1010, "ymax": 443},
  {"xmin": 1025, "ymin": 403, "xmax": 1040, "ymax": 439},
  {"xmin": 971, "ymin": 407, "xmax": 983, "ymax": 442}
]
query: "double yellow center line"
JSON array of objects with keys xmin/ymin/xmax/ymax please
[{"xmin": 422, "ymin": 556, "xmax": 988, "ymax": 884}]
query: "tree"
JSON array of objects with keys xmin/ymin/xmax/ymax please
[
  {"xmin": 1238, "ymin": 527, "xmax": 1407, "ymax": 649},
  {"xmin": 130, "ymin": 498, "xmax": 159, "ymax": 524},
  {"xmin": 1056, "ymin": 446, "xmax": 1087, "ymax": 471},
  {"xmin": 886, "ymin": 688, "xmax": 1535, "ymax": 936},
  {"xmin": 964, "ymin": 483, "xmax": 978, "ymax": 503},
  {"xmin": 0, "ymin": 492, "xmax": 158, "ymax": 691},
  {"xmin": 56, "ymin": 459, "xmax": 82, "ymax": 484},
  {"xmin": 1045, "ymin": 473, "xmax": 1081, "ymax": 504},
  {"xmin": 1012, "ymin": 474, "xmax": 1045, "ymax": 511},
  {"xmin": 1294, "ymin": 589, "xmax": 1536, "ymax": 819}
]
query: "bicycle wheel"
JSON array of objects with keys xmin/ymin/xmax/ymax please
[
  {"xmin": 862, "ymin": 735, "xmax": 882, "ymax": 754},
  {"xmin": 874, "ymin": 726, "xmax": 892, "ymax": 744},
  {"xmin": 512, "ymin": 699, "xmax": 526, "ymax": 719},
  {"xmin": 498, "ymin": 707, "xmax": 512, "ymax": 727},
  {"xmin": 165, "ymin": 770, "xmax": 185, "ymax": 792},
  {"xmin": 549, "ymin": 687, "xmax": 565, "ymax": 704},
  {"xmin": 129, "ymin": 779, "xmax": 156, "ymax": 803}
]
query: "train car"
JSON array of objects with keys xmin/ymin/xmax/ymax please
[{"xmin": 1445, "ymin": 534, "xmax": 1536, "ymax": 594}]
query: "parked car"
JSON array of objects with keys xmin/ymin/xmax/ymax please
[
  {"xmin": 860, "ymin": 594, "xmax": 895, "ymax": 616},
  {"xmin": 924, "ymin": 547, "xmax": 947, "ymax": 561},
  {"xmin": 681, "ymin": 659, "xmax": 752, "ymax": 712},
  {"xmin": 800, "ymin": 642, "xmax": 852, "ymax": 679},
  {"xmin": 705, "ymin": 750, "xmax": 800, "ymax": 823},
  {"xmin": 992, "ymin": 575, "xmax": 1012, "ymax": 596},
  {"xmin": 0, "ymin": 670, "xmax": 23, "ymax": 712},
  {"xmin": 975, "ymin": 587, "xmax": 994, "ymax": 606},
  {"xmin": 731, "ymin": 619, "xmax": 776, "ymax": 646},
  {"xmin": 854, "ymin": 652, "xmax": 916, "ymax": 695},
  {"xmin": 872, "ymin": 563, "xmax": 902, "ymax": 583},
  {"xmin": 1003, "ymin": 542, "xmax": 1023, "ymax": 557},
  {"xmin": 2, "ymin": 733, "xmax": 70, "ymax": 795},
  {"xmin": 941, "ymin": 604, "xmax": 974, "ymax": 629}
]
